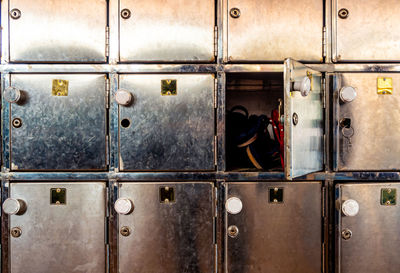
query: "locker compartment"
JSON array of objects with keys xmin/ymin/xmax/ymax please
[
  {"xmin": 114, "ymin": 182, "xmax": 215, "ymax": 273},
  {"xmin": 8, "ymin": 0, "xmax": 107, "ymax": 63},
  {"xmin": 224, "ymin": 182, "xmax": 322, "ymax": 273},
  {"xmin": 226, "ymin": 60, "xmax": 324, "ymax": 179},
  {"xmin": 336, "ymin": 183, "xmax": 400, "ymax": 273},
  {"xmin": 2, "ymin": 182, "xmax": 106, "ymax": 273},
  {"xmin": 117, "ymin": 74, "xmax": 215, "ymax": 171},
  {"xmin": 333, "ymin": 73, "xmax": 400, "ymax": 171},
  {"xmin": 6, "ymin": 74, "xmax": 108, "ymax": 171},
  {"xmin": 119, "ymin": 0, "xmax": 215, "ymax": 62},
  {"xmin": 334, "ymin": 0, "xmax": 400, "ymax": 62},
  {"xmin": 226, "ymin": 0, "xmax": 323, "ymax": 62}
]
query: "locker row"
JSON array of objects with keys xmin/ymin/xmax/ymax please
[
  {"xmin": 1, "ymin": 181, "xmax": 398, "ymax": 273},
  {"xmin": 2, "ymin": 0, "xmax": 400, "ymax": 63},
  {"xmin": 2, "ymin": 60, "xmax": 400, "ymax": 179}
]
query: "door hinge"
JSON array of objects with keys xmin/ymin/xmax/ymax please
[
  {"xmin": 106, "ymin": 78, "xmax": 110, "ymax": 109},
  {"xmin": 214, "ymin": 78, "xmax": 218, "ymax": 109},
  {"xmin": 322, "ymin": 77, "xmax": 326, "ymax": 109},
  {"xmin": 106, "ymin": 135, "xmax": 110, "ymax": 166},
  {"xmin": 214, "ymin": 26, "xmax": 218, "ymax": 57},
  {"xmin": 214, "ymin": 186, "xmax": 218, "ymax": 218},
  {"xmin": 322, "ymin": 26, "xmax": 327, "ymax": 58},
  {"xmin": 105, "ymin": 26, "xmax": 110, "ymax": 57},
  {"xmin": 322, "ymin": 186, "xmax": 326, "ymax": 218},
  {"xmin": 214, "ymin": 136, "xmax": 218, "ymax": 167}
]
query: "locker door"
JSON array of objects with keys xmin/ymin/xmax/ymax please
[
  {"xmin": 334, "ymin": 0, "xmax": 400, "ymax": 62},
  {"xmin": 119, "ymin": 0, "xmax": 215, "ymax": 62},
  {"xmin": 337, "ymin": 183, "xmax": 400, "ymax": 273},
  {"xmin": 9, "ymin": 0, "xmax": 107, "ymax": 62},
  {"xmin": 227, "ymin": 0, "xmax": 323, "ymax": 62},
  {"xmin": 284, "ymin": 59, "xmax": 324, "ymax": 179},
  {"xmin": 225, "ymin": 182, "xmax": 322, "ymax": 273},
  {"xmin": 3, "ymin": 182, "xmax": 106, "ymax": 273},
  {"xmin": 115, "ymin": 182, "xmax": 215, "ymax": 273},
  {"xmin": 8, "ymin": 74, "xmax": 108, "ymax": 171},
  {"xmin": 333, "ymin": 73, "xmax": 400, "ymax": 171},
  {"xmin": 118, "ymin": 74, "xmax": 215, "ymax": 171}
]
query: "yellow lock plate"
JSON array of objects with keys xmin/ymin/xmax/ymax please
[
  {"xmin": 52, "ymin": 79, "xmax": 69, "ymax": 96},
  {"xmin": 161, "ymin": 79, "xmax": 177, "ymax": 96},
  {"xmin": 377, "ymin": 77, "xmax": 392, "ymax": 95}
]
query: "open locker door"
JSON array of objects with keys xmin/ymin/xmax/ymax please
[{"xmin": 284, "ymin": 59, "xmax": 324, "ymax": 179}]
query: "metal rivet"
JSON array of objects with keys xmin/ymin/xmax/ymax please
[
  {"xmin": 120, "ymin": 226, "xmax": 131, "ymax": 237},
  {"xmin": 12, "ymin": 118, "xmax": 22, "ymax": 128},
  {"xmin": 11, "ymin": 227, "xmax": 22, "ymax": 238},
  {"xmin": 10, "ymin": 8, "xmax": 21, "ymax": 19},
  {"xmin": 292, "ymin": 113, "xmax": 298, "ymax": 126},
  {"xmin": 338, "ymin": 8, "xmax": 349, "ymax": 19},
  {"xmin": 341, "ymin": 228, "xmax": 352, "ymax": 240},
  {"xmin": 121, "ymin": 8, "xmax": 131, "ymax": 19},
  {"xmin": 228, "ymin": 225, "xmax": 239, "ymax": 238},
  {"xmin": 230, "ymin": 8, "xmax": 241, "ymax": 19}
]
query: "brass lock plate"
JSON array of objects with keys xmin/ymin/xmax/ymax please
[
  {"xmin": 161, "ymin": 79, "xmax": 177, "ymax": 96},
  {"xmin": 159, "ymin": 186, "xmax": 175, "ymax": 203},
  {"xmin": 377, "ymin": 77, "xmax": 393, "ymax": 95},
  {"xmin": 11, "ymin": 227, "xmax": 22, "ymax": 238},
  {"xmin": 51, "ymin": 188, "xmax": 66, "ymax": 205},
  {"xmin": 381, "ymin": 188, "xmax": 396, "ymax": 206},
  {"xmin": 227, "ymin": 225, "xmax": 239, "ymax": 238},
  {"xmin": 120, "ymin": 226, "xmax": 131, "ymax": 237},
  {"xmin": 269, "ymin": 187, "xmax": 284, "ymax": 203},
  {"xmin": 52, "ymin": 79, "xmax": 69, "ymax": 96}
]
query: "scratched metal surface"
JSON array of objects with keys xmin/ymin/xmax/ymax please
[
  {"xmin": 117, "ymin": 182, "xmax": 215, "ymax": 273},
  {"xmin": 119, "ymin": 74, "xmax": 215, "ymax": 171},
  {"xmin": 9, "ymin": 74, "xmax": 107, "ymax": 171},
  {"xmin": 8, "ymin": 0, "xmax": 107, "ymax": 63},
  {"xmin": 9, "ymin": 182, "xmax": 106, "ymax": 273}
]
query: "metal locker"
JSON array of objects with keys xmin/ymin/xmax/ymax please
[
  {"xmin": 336, "ymin": 183, "xmax": 400, "ymax": 273},
  {"xmin": 8, "ymin": 0, "xmax": 107, "ymax": 62},
  {"xmin": 119, "ymin": 0, "xmax": 215, "ymax": 62},
  {"xmin": 226, "ymin": 0, "xmax": 323, "ymax": 62},
  {"xmin": 224, "ymin": 182, "xmax": 322, "ymax": 273},
  {"xmin": 117, "ymin": 74, "xmax": 215, "ymax": 171},
  {"xmin": 284, "ymin": 59, "xmax": 324, "ymax": 179},
  {"xmin": 7, "ymin": 74, "xmax": 108, "ymax": 171},
  {"xmin": 114, "ymin": 182, "xmax": 215, "ymax": 273},
  {"xmin": 2, "ymin": 182, "xmax": 106, "ymax": 273},
  {"xmin": 333, "ymin": 73, "xmax": 400, "ymax": 171},
  {"xmin": 333, "ymin": 0, "xmax": 400, "ymax": 62}
]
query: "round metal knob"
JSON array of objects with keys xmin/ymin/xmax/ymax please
[
  {"xmin": 3, "ymin": 198, "xmax": 26, "ymax": 215},
  {"xmin": 114, "ymin": 198, "xmax": 134, "ymax": 215},
  {"xmin": 340, "ymin": 86, "xmax": 357, "ymax": 103},
  {"xmin": 342, "ymin": 199, "xmax": 359, "ymax": 217},
  {"xmin": 225, "ymin": 197, "xmax": 243, "ymax": 215},
  {"xmin": 4, "ymin": 86, "xmax": 22, "ymax": 103},
  {"xmin": 293, "ymin": 77, "xmax": 311, "ymax": 97},
  {"xmin": 115, "ymin": 89, "xmax": 133, "ymax": 106}
]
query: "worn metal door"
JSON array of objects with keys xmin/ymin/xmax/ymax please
[
  {"xmin": 119, "ymin": 0, "xmax": 215, "ymax": 62},
  {"xmin": 8, "ymin": 74, "xmax": 108, "ymax": 171},
  {"xmin": 333, "ymin": 73, "xmax": 400, "ymax": 171},
  {"xmin": 227, "ymin": 0, "xmax": 323, "ymax": 62},
  {"xmin": 336, "ymin": 183, "xmax": 400, "ymax": 273},
  {"xmin": 334, "ymin": 0, "xmax": 400, "ymax": 62},
  {"xmin": 224, "ymin": 182, "xmax": 322, "ymax": 273},
  {"xmin": 5, "ymin": 182, "xmax": 106, "ymax": 273},
  {"xmin": 118, "ymin": 74, "xmax": 215, "ymax": 171},
  {"xmin": 9, "ymin": 0, "xmax": 107, "ymax": 62},
  {"xmin": 284, "ymin": 59, "xmax": 324, "ymax": 179},
  {"xmin": 115, "ymin": 182, "xmax": 215, "ymax": 273}
]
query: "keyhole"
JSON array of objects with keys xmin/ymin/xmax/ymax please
[
  {"xmin": 338, "ymin": 8, "xmax": 349, "ymax": 19},
  {"xmin": 230, "ymin": 8, "xmax": 241, "ymax": 18}
]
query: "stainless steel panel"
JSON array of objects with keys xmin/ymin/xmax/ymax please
[
  {"xmin": 334, "ymin": 0, "xmax": 400, "ymax": 62},
  {"xmin": 225, "ymin": 182, "xmax": 322, "ymax": 273},
  {"xmin": 119, "ymin": 0, "xmax": 215, "ymax": 62},
  {"xmin": 10, "ymin": 74, "xmax": 107, "ymax": 171},
  {"xmin": 337, "ymin": 183, "xmax": 400, "ymax": 273},
  {"xmin": 335, "ymin": 73, "xmax": 400, "ymax": 171},
  {"xmin": 119, "ymin": 74, "xmax": 215, "ymax": 171},
  {"xmin": 9, "ymin": 182, "xmax": 106, "ymax": 273},
  {"xmin": 9, "ymin": 0, "xmax": 107, "ymax": 62},
  {"xmin": 284, "ymin": 59, "xmax": 324, "ymax": 179},
  {"xmin": 118, "ymin": 182, "xmax": 215, "ymax": 273},
  {"xmin": 227, "ymin": 0, "xmax": 323, "ymax": 62}
]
